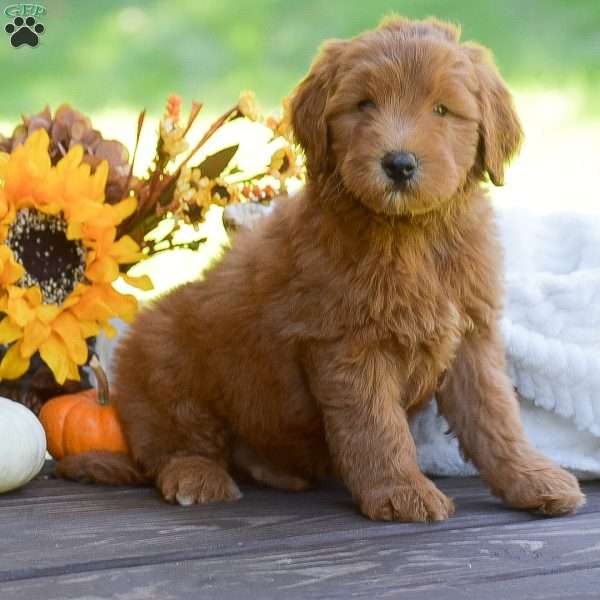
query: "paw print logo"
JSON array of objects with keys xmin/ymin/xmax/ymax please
[{"xmin": 5, "ymin": 15, "xmax": 45, "ymax": 48}]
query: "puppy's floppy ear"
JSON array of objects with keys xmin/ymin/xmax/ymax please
[
  {"xmin": 464, "ymin": 43, "xmax": 523, "ymax": 186},
  {"xmin": 290, "ymin": 40, "xmax": 346, "ymax": 179}
]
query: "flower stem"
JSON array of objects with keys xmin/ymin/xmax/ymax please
[
  {"xmin": 164, "ymin": 105, "xmax": 240, "ymax": 189},
  {"xmin": 89, "ymin": 355, "xmax": 111, "ymax": 406},
  {"xmin": 126, "ymin": 109, "xmax": 146, "ymax": 191}
]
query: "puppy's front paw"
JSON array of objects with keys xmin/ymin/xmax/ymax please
[
  {"xmin": 359, "ymin": 477, "xmax": 454, "ymax": 523},
  {"xmin": 498, "ymin": 464, "xmax": 585, "ymax": 516},
  {"xmin": 157, "ymin": 456, "xmax": 242, "ymax": 506}
]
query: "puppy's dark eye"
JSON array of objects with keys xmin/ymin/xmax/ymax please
[
  {"xmin": 358, "ymin": 99, "xmax": 376, "ymax": 111},
  {"xmin": 433, "ymin": 103, "xmax": 449, "ymax": 116}
]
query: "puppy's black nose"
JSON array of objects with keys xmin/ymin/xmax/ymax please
[{"xmin": 381, "ymin": 152, "xmax": 418, "ymax": 184}]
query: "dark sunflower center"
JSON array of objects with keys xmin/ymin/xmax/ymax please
[
  {"xmin": 280, "ymin": 154, "xmax": 290, "ymax": 174},
  {"xmin": 6, "ymin": 209, "xmax": 86, "ymax": 305},
  {"xmin": 212, "ymin": 185, "xmax": 229, "ymax": 200},
  {"xmin": 186, "ymin": 203, "xmax": 203, "ymax": 221}
]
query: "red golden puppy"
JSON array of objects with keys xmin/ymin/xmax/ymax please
[{"xmin": 58, "ymin": 16, "xmax": 585, "ymax": 522}]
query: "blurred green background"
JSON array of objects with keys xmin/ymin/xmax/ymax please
[
  {"xmin": 1, "ymin": 0, "xmax": 599, "ymax": 294},
  {"xmin": 1, "ymin": 0, "xmax": 599, "ymax": 118}
]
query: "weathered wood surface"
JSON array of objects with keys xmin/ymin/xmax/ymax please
[{"xmin": 1, "ymin": 462, "xmax": 599, "ymax": 599}]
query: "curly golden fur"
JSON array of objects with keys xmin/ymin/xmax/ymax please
[{"xmin": 57, "ymin": 16, "xmax": 585, "ymax": 521}]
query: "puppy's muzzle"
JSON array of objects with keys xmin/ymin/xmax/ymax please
[{"xmin": 381, "ymin": 152, "xmax": 418, "ymax": 185}]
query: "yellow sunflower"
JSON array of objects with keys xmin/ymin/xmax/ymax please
[
  {"xmin": 268, "ymin": 145, "xmax": 302, "ymax": 182},
  {"xmin": 176, "ymin": 173, "xmax": 240, "ymax": 225},
  {"xmin": 0, "ymin": 129, "xmax": 151, "ymax": 384}
]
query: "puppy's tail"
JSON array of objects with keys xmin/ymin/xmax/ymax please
[{"xmin": 55, "ymin": 451, "xmax": 148, "ymax": 486}]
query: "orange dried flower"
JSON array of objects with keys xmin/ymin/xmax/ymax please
[{"xmin": 166, "ymin": 95, "xmax": 182, "ymax": 122}]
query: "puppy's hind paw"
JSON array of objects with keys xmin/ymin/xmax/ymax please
[{"xmin": 157, "ymin": 456, "xmax": 242, "ymax": 506}]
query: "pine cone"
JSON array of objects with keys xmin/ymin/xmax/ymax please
[
  {"xmin": 0, "ymin": 105, "xmax": 131, "ymax": 203},
  {"xmin": 0, "ymin": 358, "xmax": 86, "ymax": 416}
]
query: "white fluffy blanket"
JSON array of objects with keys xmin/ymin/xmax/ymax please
[
  {"xmin": 99, "ymin": 206, "xmax": 600, "ymax": 478},
  {"xmin": 412, "ymin": 207, "xmax": 600, "ymax": 478}
]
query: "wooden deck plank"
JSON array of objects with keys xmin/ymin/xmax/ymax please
[
  {"xmin": 1, "ymin": 507, "xmax": 600, "ymax": 600},
  {"xmin": 2, "ymin": 569, "xmax": 600, "ymax": 600},
  {"xmin": 0, "ymin": 482, "xmax": 522, "ymax": 582},
  {"xmin": 1, "ymin": 464, "xmax": 600, "ymax": 594},
  {"xmin": 0, "ymin": 471, "xmax": 589, "ymax": 579}
]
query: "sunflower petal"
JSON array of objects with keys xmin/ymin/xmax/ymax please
[
  {"xmin": 7, "ymin": 285, "xmax": 26, "ymax": 299},
  {"xmin": 39, "ymin": 333, "xmax": 71, "ymax": 385},
  {"xmin": 90, "ymin": 160, "xmax": 109, "ymax": 200},
  {"xmin": 36, "ymin": 202, "xmax": 63, "ymax": 215},
  {"xmin": 100, "ymin": 321, "xmax": 118, "ymax": 338},
  {"xmin": 121, "ymin": 273, "xmax": 154, "ymax": 291},
  {"xmin": 56, "ymin": 144, "xmax": 84, "ymax": 173},
  {"xmin": 24, "ymin": 286, "xmax": 42, "ymax": 306},
  {"xmin": 79, "ymin": 319, "xmax": 100, "ymax": 338},
  {"xmin": 0, "ymin": 342, "xmax": 31, "ymax": 380},
  {"xmin": 82, "ymin": 225, "xmax": 116, "ymax": 254},
  {"xmin": 102, "ymin": 286, "xmax": 138, "ymax": 322},
  {"xmin": 53, "ymin": 312, "xmax": 88, "ymax": 365},
  {"xmin": 36, "ymin": 304, "xmax": 62, "ymax": 323},
  {"xmin": 7, "ymin": 295, "xmax": 35, "ymax": 327},
  {"xmin": 86, "ymin": 256, "xmax": 120, "ymax": 283},
  {"xmin": 66, "ymin": 220, "xmax": 82, "ymax": 240},
  {"xmin": 83, "ymin": 205, "xmax": 120, "ymax": 229},
  {"xmin": 109, "ymin": 235, "xmax": 144, "ymax": 264},
  {"xmin": 112, "ymin": 196, "xmax": 137, "ymax": 222},
  {"xmin": 66, "ymin": 359, "xmax": 81, "ymax": 382},
  {"xmin": 0, "ymin": 317, "xmax": 22, "ymax": 344},
  {"xmin": 21, "ymin": 318, "xmax": 52, "ymax": 358},
  {"xmin": 0, "ymin": 245, "xmax": 12, "ymax": 262},
  {"xmin": 65, "ymin": 199, "xmax": 103, "ymax": 224},
  {"xmin": 61, "ymin": 283, "xmax": 87, "ymax": 309},
  {"xmin": 70, "ymin": 287, "xmax": 114, "ymax": 322},
  {"xmin": 0, "ymin": 247, "xmax": 25, "ymax": 285}
]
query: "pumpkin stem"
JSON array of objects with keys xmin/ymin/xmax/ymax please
[{"xmin": 89, "ymin": 355, "xmax": 111, "ymax": 406}]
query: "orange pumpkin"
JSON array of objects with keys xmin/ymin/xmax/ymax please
[{"xmin": 39, "ymin": 356, "xmax": 128, "ymax": 460}]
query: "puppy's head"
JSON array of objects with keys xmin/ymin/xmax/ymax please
[{"xmin": 291, "ymin": 16, "xmax": 523, "ymax": 215}]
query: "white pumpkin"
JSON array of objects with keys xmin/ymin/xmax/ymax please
[{"xmin": 0, "ymin": 397, "xmax": 46, "ymax": 493}]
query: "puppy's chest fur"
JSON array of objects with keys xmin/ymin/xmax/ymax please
[
  {"xmin": 298, "ymin": 216, "xmax": 494, "ymax": 407},
  {"xmin": 385, "ymin": 259, "xmax": 466, "ymax": 409},
  {"xmin": 356, "ymin": 242, "xmax": 466, "ymax": 396}
]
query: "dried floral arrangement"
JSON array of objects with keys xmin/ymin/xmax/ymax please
[{"xmin": 0, "ymin": 93, "xmax": 302, "ymax": 410}]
